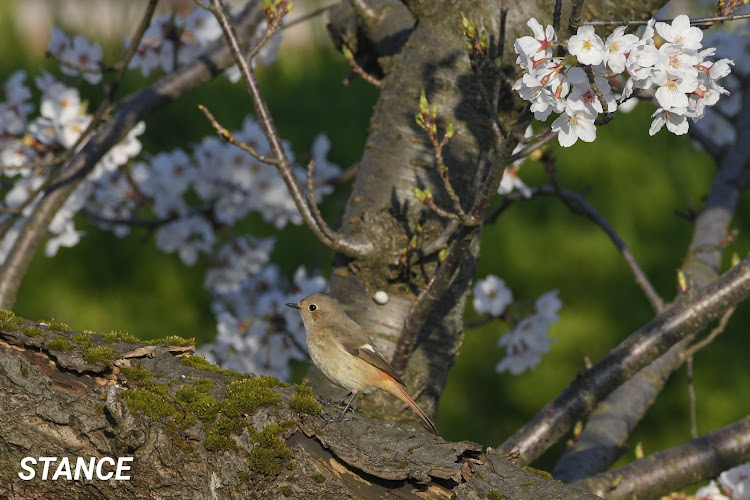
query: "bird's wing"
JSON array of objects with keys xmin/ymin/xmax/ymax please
[{"xmin": 332, "ymin": 316, "xmax": 405, "ymax": 386}]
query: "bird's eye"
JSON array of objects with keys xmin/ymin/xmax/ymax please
[{"xmin": 309, "ymin": 304, "xmax": 317, "ymax": 312}]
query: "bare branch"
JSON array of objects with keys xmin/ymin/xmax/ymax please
[
  {"xmin": 486, "ymin": 185, "xmax": 664, "ymax": 313},
  {"xmin": 570, "ymin": 416, "xmax": 750, "ymax": 499},
  {"xmin": 306, "ymin": 160, "xmax": 338, "ymax": 243},
  {"xmin": 498, "ymin": 255, "xmax": 750, "ymax": 465},
  {"xmin": 208, "ymin": 0, "xmax": 373, "ymax": 258},
  {"xmin": 585, "ymin": 12, "xmax": 750, "ymax": 27},
  {"xmin": 198, "ymin": 104, "xmax": 281, "ymax": 165}
]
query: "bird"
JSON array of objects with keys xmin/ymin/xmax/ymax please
[{"xmin": 286, "ymin": 294, "xmax": 438, "ymax": 434}]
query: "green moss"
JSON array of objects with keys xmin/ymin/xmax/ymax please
[
  {"xmin": 47, "ymin": 336, "xmax": 72, "ymax": 352},
  {"xmin": 487, "ymin": 491, "xmax": 507, "ymax": 500},
  {"xmin": 102, "ymin": 331, "xmax": 140, "ymax": 344},
  {"xmin": 222, "ymin": 377, "xmax": 283, "ymax": 419},
  {"xmin": 20, "ymin": 365, "xmax": 29, "ymax": 377},
  {"xmin": 238, "ymin": 471, "xmax": 250, "ymax": 482},
  {"xmin": 122, "ymin": 389, "xmax": 176, "ymax": 420},
  {"xmin": 23, "ymin": 326, "xmax": 46, "ymax": 337},
  {"xmin": 193, "ymin": 378, "xmax": 215, "ymax": 392},
  {"xmin": 246, "ymin": 420, "xmax": 296, "ymax": 476},
  {"xmin": 0, "ymin": 310, "xmax": 26, "ymax": 332},
  {"xmin": 181, "ymin": 355, "xmax": 242, "ymax": 377},
  {"xmin": 293, "ymin": 383, "xmax": 314, "ymax": 397},
  {"xmin": 523, "ymin": 466, "xmax": 557, "ymax": 482},
  {"xmin": 281, "ymin": 485, "xmax": 294, "ymax": 496},
  {"xmin": 71, "ymin": 333, "xmax": 94, "ymax": 347},
  {"xmin": 83, "ymin": 346, "xmax": 118, "ymax": 365},
  {"xmin": 47, "ymin": 319, "xmax": 72, "ymax": 333},
  {"xmin": 175, "ymin": 383, "xmax": 219, "ymax": 421},
  {"xmin": 122, "ymin": 361, "xmax": 286, "ymax": 463},
  {"xmin": 155, "ymin": 335, "xmax": 195, "ymax": 347},
  {"xmin": 310, "ymin": 473, "xmax": 325, "ymax": 483},
  {"xmin": 184, "ymin": 414, "xmax": 199, "ymax": 427},
  {"xmin": 205, "ymin": 431, "xmax": 238, "ymax": 452},
  {"xmin": 121, "ymin": 364, "xmax": 153, "ymax": 383},
  {"xmin": 398, "ymin": 460, "xmax": 408, "ymax": 468},
  {"xmin": 475, "ymin": 471, "xmax": 484, "ymax": 479},
  {"xmin": 290, "ymin": 384, "xmax": 321, "ymax": 416}
]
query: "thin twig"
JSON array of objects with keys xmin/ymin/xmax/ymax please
[
  {"xmin": 0, "ymin": 1, "xmax": 267, "ymax": 309},
  {"xmin": 282, "ymin": 3, "xmax": 337, "ymax": 31},
  {"xmin": 570, "ymin": 416, "xmax": 750, "ymax": 499},
  {"xmin": 306, "ymin": 160, "xmax": 337, "ymax": 242},
  {"xmin": 507, "ymin": 131, "xmax": 557, "ymax": 164},
  {"xmin": 553, "ymin": 0, "xmax": 563, "ymax": 31},
  {"xmin": 208, "ymin": 0, "xmax": 372, "ymax": 258},
  {"xmin": 344, "ymin": 54, "xmax": 383, "ymax": 88},
  {"xmin": 497, "ymin": 0, "xmax": 508, "ymax": 60},
  {"xmin": 486, "ymin": 184, "xmax": 664, "ymax": 313},
  {"xmin": 687, "ymin": 356, "xmax": 698, "ymax": 439},
  {"xmin": 684, "ymin": 306, "xmax": 736, "ymax": 358},
  {"xmin": 565, "ymin": 0, "xmax": 585, "ymax": 40},
  {"xmin": 43, "ymin": 0, "xmax": 159, "ymax": 194},
  {"xmin": 585, "ymin": 12, "xmax": 750, "ymax": 27},
  {"xmin": 198, "ymin": 104, "xmax": 281, "ymax": 165}
]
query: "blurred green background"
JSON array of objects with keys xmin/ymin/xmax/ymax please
[{"xmin": 1, "ymin": 0, "xmax": 748, "ymax": 475}]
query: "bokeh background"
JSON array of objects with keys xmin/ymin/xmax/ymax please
[{"xmin": 1, "ymin": 0, "xmax": 748, "ymax": 473}]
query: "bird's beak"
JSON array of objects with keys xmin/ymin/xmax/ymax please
[{"xmin": 285, "ymin": 302, "xmax": 301, "ymax": 310}]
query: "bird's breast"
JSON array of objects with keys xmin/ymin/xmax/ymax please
[{"xmin": 306, "ymin": 332, "xmax": 379, "ymax": 393}]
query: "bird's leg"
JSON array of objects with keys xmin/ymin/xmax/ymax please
[
  {"xmin": 322, "ymin": 391, "xmax": 358, "ymax": 425},
  {"xmin": 316, "ymin": 392, "xmax": 353, "ymax": 407},
  {"xmin": 336, "ymin": 391, "xmax": 358, "ymax": 420}
]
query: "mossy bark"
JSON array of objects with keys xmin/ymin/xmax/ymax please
[{"xmin": 0, "ymin": 317, "xmax": 598, "ymax": 499}]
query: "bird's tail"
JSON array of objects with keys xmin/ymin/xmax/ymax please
[{"xmin": 382, "ymin": 376, "xmax": 438, "ymax": 435}]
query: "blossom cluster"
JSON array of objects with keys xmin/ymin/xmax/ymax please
[
  {"xmin": 123, "ymin": 8, "xmax": 279, "ymax": 81},
  {"xmin": 47, "ymin": 28, "xmax": 103, "ymax": 84},
  {"xmin": 513, "ymin": 15, "xmax": 734, "ymax": 146},
  {"xmin": 0, "ymin": 5, "xmax": 338, "ymax": 382},
  {"xmin": 199, "ymin": 264, "xmax": 327, "ymax": 380},
  {"xmin": 0, "ymin": 71, "xmax": 144, "ymax": 259},
  {"xmin": 473, "ymin": 275, "xmax": 562, "ymax": 375}
]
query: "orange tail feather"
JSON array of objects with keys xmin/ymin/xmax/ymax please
[{"xmin": 382, "ymin": 376, "xmax": 438, "ymax": 434}]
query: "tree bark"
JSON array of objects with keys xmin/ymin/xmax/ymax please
[{"xmin": 0, "ymin": 317, "xmax": 598, "ymax": 499}]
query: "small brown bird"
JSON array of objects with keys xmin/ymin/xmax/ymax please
[{"xmin": 286, "ymin": 294, "xmax": 438, "ymax": 434}]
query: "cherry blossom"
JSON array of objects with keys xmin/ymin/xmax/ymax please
[
  {"xmin": 567, "ymin": 25, "xmax": 605, "ymax": 66},
  {"xmin": 473, "ymin": 275, "xmax": 513, "ymax": 317},
  {"xmin": 551, "ymin": 106, "xmax": 597, "ymax": 147}
]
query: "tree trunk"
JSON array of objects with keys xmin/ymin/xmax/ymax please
[{"xmin": 311, "ymin": 0, "xmax": 670, "ymax": 425}]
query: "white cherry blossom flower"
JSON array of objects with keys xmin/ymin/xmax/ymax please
[
  {"xmin": 473, "ymin": 275, "xmax": 513, "ymax": 317},
  {"xmin": 568, "ymin": 25, "xmax": 604, "ymax": 66},
  {"xmin": 604, "ymin": 26, "xmax": 638, "ymax": 73},
  {"xmin": 551, "ymin": 106, "xmax": 597, "ymax": 147},
  {"xmin": 655, "ymin": 14, "xmax": 703, "ymax": 50},
  {"xmin": 649, "ymin": 107, "xmax": 688, "ymax": 136}
]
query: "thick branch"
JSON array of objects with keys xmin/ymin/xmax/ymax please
[
  {"xmin": 554, "ymin": 74, "xmax": 750, "ymax": 479},
  {"xmin": 0, "ymin": 313, "xmax": 599, "ymax": 499},
  {"xmin": 498, "ymin": 255, "xmax": 750, "ymax": 464},
  {"xmin": 571, "ymin": 416, "xmax": 750, "ymax": 499}
]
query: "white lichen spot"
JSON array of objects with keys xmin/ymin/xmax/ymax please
[{"xmin": 373, "ymin": 291, "xmax": 389, "ymax": 305}]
